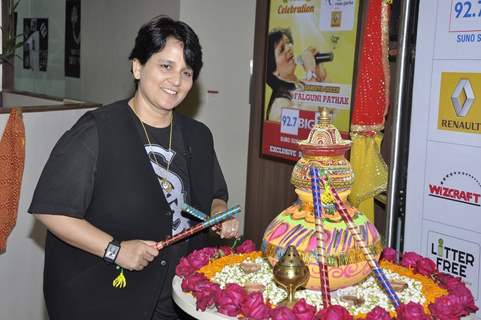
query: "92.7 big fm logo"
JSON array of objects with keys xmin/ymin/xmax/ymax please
[{"xmin": 437, "ymin": 72, "xmax": 481, "ymax": 134}]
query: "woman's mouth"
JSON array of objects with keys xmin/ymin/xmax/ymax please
[{"xmin": 162, "ymin": 88, "xmax": 177, "ymax": 95}]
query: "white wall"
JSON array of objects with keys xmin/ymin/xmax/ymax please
[
  {"xmin": 74, "ymin": 1, "xmax": 180, "ymax": 103},
  {"xmin": 14, "ymin": 0, "xmax": 180, "ymax": 104},
  {"xmin": 14, "ymin": 0, "xmax": 66, "ymax": 97},
  {"xmin": 0, "ymin": 107, "xmax": 96, "ymax": 320},
  {"xmin": 179, "ymin": 0, "xmax": 256, "ymax": 233},
  {"xmin": 2, "ymin": 92, "xmax": 63, "ymax": 107}
]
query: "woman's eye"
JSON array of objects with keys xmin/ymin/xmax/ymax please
[
  {"xmin": 183, "ymin": 71, "xmax": 193, "ymax": 78},
  {"xmin": 160, "ymin": 64, "xmax": 171, "ymax": 70}
]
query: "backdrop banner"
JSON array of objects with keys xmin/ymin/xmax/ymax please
[{"xmin": 405, "ymin": 2, "xmax": 481, "ymax": 318}]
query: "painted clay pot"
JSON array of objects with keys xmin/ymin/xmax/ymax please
[{"xmin": 262, "ymin": 109, "xmax": 382, "ymax": 290}]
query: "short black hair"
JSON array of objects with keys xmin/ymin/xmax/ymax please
[
  {"xmin": 129, "ymin": 15, "xmax": 203, "ymax": 81},
  {"xmin": 266, "ymin": 28, "xmax": 293, "ymax": 79}
]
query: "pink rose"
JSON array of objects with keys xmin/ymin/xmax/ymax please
[
  {"xmin": 400, "ymin": 252, "xmax": 423, "ymax": 269},
  {"xmin": 240, "ymin": 292, "xmax": 271, "ymax": 320},
  {"xmin": 223, "ymin": 283, "xmax": 247, "ymax": 304},
  {"xmin": 415, "ymin": 257, "xmax": 437, "ymax": 276},
  {"xmin": 315, "ymin": 305, "xmax": 353, "ymax": 320},
  {"xmin": 365, "ymin": 306, "xmax": 391, "ymax": 320},
  {"xmin": 292, "ymin": 298, "xmax": 316, "ymax": 320},
  {"xmin": 219, "ymin": 246, "xmax": 234, "ymax": 256},
  {"xmin": 381, "ymin": 248, "xmax": 397, "ymax": 263},
  {"xmin": 435, "ymin": 273, "xmax": 464, "ymax": 290},
  {"xmin": 198, "ymin": 247, "xmax": 218, "ymax": 258},
  {"xmin": 192, "ymin": 281, "xmax": 221, "ymax": 311},
  {"xmin": 429, "ymin": 294, "xmax": 465, "ymax": 320},
  {"xmin": 181, "ymin": 272, "xmax": 208, "ymax": 292},
  {"xmin": 396, "ymin": 302, "xmax": 430, "ymax": 320},
  {"xmin": 236, "ymin": 240, "xmax": 256, "ymax": 253},
  {"xmin": 215, "ymin": 284, "xmax": 246, "ymax": 317},
  {"xmin": 187, "ymin": 250, "xmax": 210, "ymax": 270},
  {"xmin": 449, "ymin": 283, "xmax": 478, "ymax": 314},
  {"xmin": 216, "ymin": 303, "xmax": 239, "ymax": 317},
  {"xmin": 175, "ymin": 257, "xmax": 194, "ymax": 277},
  {"xmin": 271, "ymin": 306, "xmax": 297, "ymax": 320}
]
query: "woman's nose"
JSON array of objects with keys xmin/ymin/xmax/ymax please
[
  {"xmin": 286, "ymin": 43, "xmax": 293, "ymax": 53},
  {"xmin": 170, "ymin": 72, "xmax": 181, "ymax": 86}
]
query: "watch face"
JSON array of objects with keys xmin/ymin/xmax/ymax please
[{"xmin": 106, "ymin": 243, "xmax": 119, "ymax": 260}]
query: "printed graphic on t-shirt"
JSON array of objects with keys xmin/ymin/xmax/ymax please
[{"xmin": 145, "ymin": 144, "xmax": 191, "ymax": 235}]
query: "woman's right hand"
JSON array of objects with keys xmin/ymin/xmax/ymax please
[
  {"xmin": 300, "ymin": 47, "xmax": 327, "ymax": 82},
  {"xmin": 300, "ymin": 46, "xmax": 318, "ymax": 74},
  {"xmin": 115, "ymin": 240, "xmax": 159, "ymax": 271}
]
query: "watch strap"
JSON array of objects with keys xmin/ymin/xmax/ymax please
[{"xmin": 103, "ymin": 239, "xmax": 121, "ymax": 264}]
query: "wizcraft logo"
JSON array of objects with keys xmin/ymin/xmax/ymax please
[
  {"xmin": 428, "ymin": 171, "xmax": 481, "ymax": 206},
  {"xmin": 438, "ymin": 73, "xmax": 481, "ymax": 135}
]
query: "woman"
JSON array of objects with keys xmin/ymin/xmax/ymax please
[
  {"xmin": 29, "ymin": 16, "xmax": 238, "ymax": 320},
  {"xmin": 266, "ymin": 28, "xmax": 328, "ymax": 121}
]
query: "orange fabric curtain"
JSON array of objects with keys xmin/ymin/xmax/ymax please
[{"xmin": 0, "ymin": 108, "xmax": 26, "ymax": 252}]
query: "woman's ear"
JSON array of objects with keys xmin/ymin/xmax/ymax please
[{"xmin": 132, "ymin": 59, "xmax": 142, "ymax": 80}]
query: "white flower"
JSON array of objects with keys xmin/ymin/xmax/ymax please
[{"xmin": 210, "ymin": 257, "xmax": 425, "ymax": 316}]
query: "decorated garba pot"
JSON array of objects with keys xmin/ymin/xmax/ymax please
[{"xmin": 262, "ymin": 110, "xmax": 382, "ymax": 290}]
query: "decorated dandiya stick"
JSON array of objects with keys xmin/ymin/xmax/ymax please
[
  {"xmin": 319, "ymin": 175, "xmax": 401, "ymax": 307},
  {"xmin": 182, "ymin": 203, "xmax": 209, "ymax": 221},
  {"xmin": 156, "ymin": 206, "xmax": 241, "ymax": 250},
  {"xmin": 309, "ymin": 167, "xmax": 332, "ymax": 308}
]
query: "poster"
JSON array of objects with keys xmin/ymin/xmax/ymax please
[
  {"xmin": 404, "ymin": 1, "xmax": 481, "ymax": 318},
  {"xmin": 23, "ymin": 18, "xmax": 48, "ymax": 72},
  {"xmin": 65, "ymin": 0, "xmax": 81, "ymax": 78},
  {"xmin": 261, "ymin": 0, "xmax": 360, "ymax": 161}
]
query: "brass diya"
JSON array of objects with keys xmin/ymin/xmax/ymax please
[{"xmin": 273, "ymin": 245, "xmax": 309, "ymax": 307}]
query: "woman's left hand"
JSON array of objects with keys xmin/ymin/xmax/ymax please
[
  {"xmin": 209, "ymin": 199, "xmax": 240, "ymax": 239},
  {"xmin": 218, "ymin": 218, "xmax": 240, "ymax": 239}
]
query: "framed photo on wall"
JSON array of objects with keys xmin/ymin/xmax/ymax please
[
  {"xmin": 65, "ymin": 0, "xmax": 81, "ymax": 78},
  {"xmin": 261, "ymin": 0, "xmax": 361, "ymax": 161},
  {"xmin": 23, "ymin": 18, "xmax": 48, "ymax": 72}
]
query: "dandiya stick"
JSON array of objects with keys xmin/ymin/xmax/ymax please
[
  {"xmin": 309, "ymin": 167, "xmax": 331, "ymax": 308},
  {"xmin": 182, "ymin": 203, "xmax": 210, "ymax": 221},
  {"xmin": 156, "ymin": 206, "xmax": 241, "ymax": 250},
  {"xmin": 319, "ymin": 175, "xmax": 401, "ymax": 307}
]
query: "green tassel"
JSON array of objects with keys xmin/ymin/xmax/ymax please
[
  {"xmin": 112, "ymin": 266, "xmax": 127, "ymax": 289},
  {"xmin": 231, "ymin": 237, "xmax": 240, "ymax": 249}
]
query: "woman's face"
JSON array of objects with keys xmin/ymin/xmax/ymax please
[
  {"xmin": 274, "ymin": 34, "xmax": 296, "ymax": 79},
  {"xmin": 133, "ymin": 37, "xmax": 194, "ymax": 114}
]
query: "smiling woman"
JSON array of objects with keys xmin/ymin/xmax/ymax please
[
  {"xmin": 28, "ymin": 15, "xmax": 239, "ymax": 320},
  {"xmin": 131, "ymin": 38, "xmax": 194, "ymax": 126}
]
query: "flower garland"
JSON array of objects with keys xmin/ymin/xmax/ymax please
[
  {"xmin": 176, "ymin": 241, "xmax": 478, "ymax": 320},
  {"xmin": 199, "ymin": 251, "xmax": 262, "ymax": 279}
]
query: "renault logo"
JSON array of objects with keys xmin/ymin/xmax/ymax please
[{"xmin": 451, "ymin": 79, "xmax": 475, "ymax": 117}]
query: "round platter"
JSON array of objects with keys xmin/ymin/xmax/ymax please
[{"xmin": 172, "ymin": 276, "xmax": 236, "ymax": 320}]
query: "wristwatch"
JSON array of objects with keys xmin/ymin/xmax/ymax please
[{"xmin": 103, "ymin": 239, "xmax": 121, "ymax": 264}]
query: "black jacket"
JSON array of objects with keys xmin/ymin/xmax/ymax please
[{"xmin": 43, "ymin": 100, "xmax": 226, "ymax": 320}]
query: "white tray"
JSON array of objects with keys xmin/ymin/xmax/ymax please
[{"xmin": 172, "ymin": 276, "xmax": 236, "ymax": 320}]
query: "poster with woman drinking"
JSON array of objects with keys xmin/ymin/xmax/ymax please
[
  {"xmin": 262, "ymin": 0, "xmax": 360, "ymax": 161},
  {"xmin": 65, "ymin": 0, "xmax": 80, "ymax": 78},
  {"xmin": 23, "ymin": 18, "xmax": 48, "ymax": 72}
]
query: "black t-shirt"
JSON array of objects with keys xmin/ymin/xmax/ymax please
[{"xmin": 29, "ymin": 109, "xmax": 228, "ymax": 234}]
